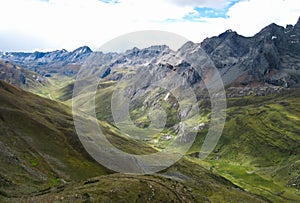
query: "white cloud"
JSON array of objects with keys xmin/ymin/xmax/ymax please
[
  {"xmin": 165, "ymin": 0, "xmax": 230, "ymax": 9},
  {"xmin": 0, "ymin": 0, "xmax": 194, "ymax": 51},
  {"xmin": 226, "ymin": 0, "xmax": 300, "ymax": 36},
  {"xmin": 0, "ymin": 0, "xmax": 299, "ymax": 51}
]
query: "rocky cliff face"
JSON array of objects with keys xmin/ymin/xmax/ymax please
[{"xmin": 201, "ymin": 17, "xmax": 300, "ymax": 88}]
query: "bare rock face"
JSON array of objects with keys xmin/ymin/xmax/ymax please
[
  {"xmin": 0, "ymin": 60, "xmax": 48, "ymax": 90},
  {"xmin": 201, "ymin": 17, "xmax": 300, "ymax": 88}
]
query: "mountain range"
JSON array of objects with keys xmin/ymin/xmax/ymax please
[
  {"xmin": 0, "ymin": 18, "xmax": 299, "ymax": 202},
  {"xmin": 0, "ymin": 17, "xmax": 299, "ymax": 90}
]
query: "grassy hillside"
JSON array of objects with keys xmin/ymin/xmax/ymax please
[
  {"xmin": 57, "ymin": 77, "xmax": 300, "ymax": 202},
  {"xmin": 12, "ymin": 159, "xmax": 268, "ymax": 203},
  {"xmin": 189, "ymin": 89, "xmax": 300, "ymax": 202},
  {"xmin": 0, "ymin": 80, "xmax": 111, "ymax": 197},
  {"xmin": 0, "ymin": 80, "xmax": 267, "ymax": 202}
]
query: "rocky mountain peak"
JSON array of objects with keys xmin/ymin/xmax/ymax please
[
  {"xmin": 72, "ymin": 46, "xmax": 92, "ymax": 55},
  {"xmin": 123, "ymin": 45, "xmax": 170, "ymax": 60},
  {"xmin": 296, "ymin": 16, "xmax": 300, "ymax": 27},
  {"xmin": 199, "ymin": 17, "xmax": 300, "ymax": 87},
  {"xmin": 218, "ymin": 29, "xmax": 238, "ymax": 38},
  {"xmin": 147, "ymin": 44, "xmax": 169, "ymax": 51},
  {"xmin": 141, "ymin": 45, "xmax": 170, "ymax": 55},
  {"xmin": 178, "ymin": 41, "xmax": 199, "ymax": 53},
  {"xmin": 256, "ymin": 23, "xmax": 284, "ymax": 38}
]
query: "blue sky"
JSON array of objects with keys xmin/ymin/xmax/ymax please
[
  {"xmin": 100, "ymin": 0, "xmax": 120, "ymax": 4},
  {"xmin": 0, "ymin": 0, "xmax": 299, "ymax": 52},
  {"xmin": 185, "ymin": 0, "xmax": 241, "ymax": 20}
]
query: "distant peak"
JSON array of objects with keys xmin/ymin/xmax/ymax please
[
  {"xmin": 125, "ymin": 45, "xmax": 169, "ymax": 54},
  {"xmin": 147, "ymin": 44, "xmax": 169, "ymax": 51},
  {"xmin": 218, "ymin": 29, "xmax": 238, "ymax": 38},
  {"xmin": 268, "ymin": 23, "xmax": 282, "ymax": 28},
  {"xmin": 295, "ymin": 16, "xmax": 300, "ymax": 28},
  {"xmin": 53, "ymin": 49, "xmax": 68, "ymax": 54},
  {"xmin": 225, "ymin": 29, "xmax": 234, "ymax": 33},
  {"xmin": 72, "ymin": 46, "xmax": 92, "ymax": 54},
  {"xmin": 256, "ymin": 23, "xmax": 284, "ymax": 37},
  {"xmin": 180, "ymin": 41, "xmax": 196, "ymax": 50},
  {"xmin": 263, "ymin": 23, "xmax": 283, "ymax": 31}
]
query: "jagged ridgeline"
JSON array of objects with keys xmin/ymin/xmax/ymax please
[
  {"xmin": 1, "ymin": 18, "xmax": 299, "ymax": 89},
  {"xmin": 0, "ymin": 17, "xmax": 299, "ymax": 202}
]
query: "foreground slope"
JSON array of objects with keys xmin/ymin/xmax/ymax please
[
  {"xmin": 0, "ymin": 80, "xmax": 111, "ymax": 197},
  {"xmin": 23, "ymin": 159, "xmax": 267, "ymax": 203}
]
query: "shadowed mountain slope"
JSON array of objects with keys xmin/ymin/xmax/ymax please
[{"xmin": 0, "ymin": 60, "xmax": 48, "ymax": 90}]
